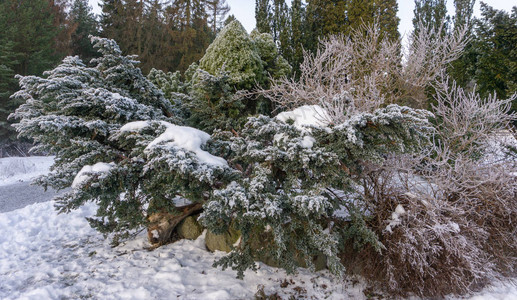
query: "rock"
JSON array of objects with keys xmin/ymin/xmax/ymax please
[
  {"xmin": 177, "ymin": 215, "xmax": 204, "ymax": 240},
  {"xmin": 248, "ymin": 232, "xmax": 327, "ymax": 271},
  {"xmin": 205, "ymin": 227, "xmax": 241, "ymax": 252}
]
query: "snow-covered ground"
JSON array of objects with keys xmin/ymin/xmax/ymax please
[
  {"xmin": 0, "ymin": 156, "xmax": 54, "ymax": 187},
  {"xmin": 0, "ymin": 201, "xmax": 366, "ymax": 299},
  {"xmin": 0, "ymin": 156, "xmax": 516, "ymax": 299}
]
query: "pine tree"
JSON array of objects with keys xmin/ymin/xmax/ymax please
[
  {"xmin": 255, "ymin": 0, "xmax": 271, "ymax": 33},
  {"xmin": 413, "ymin": 0, "xmax": 449, "ymax": 35},
  {"xmin": 70, "ymin": 0, "xmax": 100, "ymax": 62},
  {"xmin": 374, "ymin": 0, "xmax": 400, "ymax": 42},
  {"xmin": 206, "ymin": 0, "xmax": 231, "ymax": 33}
]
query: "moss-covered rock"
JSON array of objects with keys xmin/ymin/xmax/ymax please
[
  {"xmin": 205, "ymin": 227, "xmax": 241, "ymax": 252},
  {"xmin": 176, "ymin": 215, "xmax": 204, "ymax": 240}
]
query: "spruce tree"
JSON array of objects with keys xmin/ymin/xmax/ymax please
[
  {"xmin": 255, "ymin": 0, "xmax": 272, "ymax": 33},
  {"xmin": 206, "ymin": 0, "xmax": 231, "ymax": 33},
  {"xmin": 413, "ymin": 0, "xmax": 449, "ymax": 35},
  {"xmin": 70, "ymin": 0, "xmax": 100, "ymax": 62}
]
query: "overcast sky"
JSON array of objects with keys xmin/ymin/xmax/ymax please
[{"xmin": 88, "ymin": 0, "xmax": 516, "ymax": 38}]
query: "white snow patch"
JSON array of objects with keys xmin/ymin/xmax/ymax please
[
  {"xmin": 71, "ymin": 162, "xmax": 114, "ymax": 189},
  {"xmin": 276, "ymin": 105, "xmax": 330, "ymax": 131},
  {"xmin": 300, "ymin": 135, "xmax": 316, "ymax": 149},
  {"xmin": 119, "ymin": 120, "xmax": 150, "ymax": 132},
  {"xmin": 385, "ymin": 204, "xmax": 406, "ymax": 233},
  {"xmin": 144, "ymin": 121, "xmax": 227, "ymax": 167},
  {"xmin": 485, "ymin": 131, "xmax": 517, "ymax": 164},
  {"xmin": 0, "ymin": 156, "xmax": 54, "ymax": 187}
]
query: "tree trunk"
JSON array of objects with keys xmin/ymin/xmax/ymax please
[{"xmin": 147, "ymin": 202, "xmax": 204, "ymax": 246}]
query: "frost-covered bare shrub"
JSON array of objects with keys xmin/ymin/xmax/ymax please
[
  {"xmin": 259, "ymin": 22, "xmax": 468, "ymax": 123},
  {"xmin": 401, "ymin": 23, "xmax": 468, "ymax": 107},
  {"xmin": 347, "ymin": 78, "xmax": 517, "ymax": 297}
]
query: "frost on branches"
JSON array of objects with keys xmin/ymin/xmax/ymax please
[
  {"xmin": 201, "ymin": 104, "xmax": 432, "ymax": 278},
  {"xmin": 9, "ymin": 37, "xmax": 235, "ymax": 246}
]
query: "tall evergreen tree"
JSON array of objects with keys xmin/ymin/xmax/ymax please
[
  {"xmin": 453, "ymin": 0, "xmax": 475, "ymax": 31},
  {"xmin": 471, "ymin": 4, "xmax": 517, "ymax": 109},
  {"xmin": 255, "ymin": 0, "xmax": 271, "ymax": 33},
  {"xmin": 374, "ymin": 0, "xmax": 400, "ymax": 42},
  {"xmin": 413, "ymin": 0, "xmax": 449, "ymax": 34},
  {"xmin": 100, "ymin": 0, "xmax": 125, "ymax": 44},
  {"xmin": 69, "ymin": 0, "xmax": 100, "ymax": 62},
  {"xmin": 206, "ymin": 0, "xmax": 230, "ymax": 33},
  {"xmin": 449, "ymin": 0, "xmax": 475, "ymax": 87},
  {"xmin": 290, "ymin": 0, "xmax": 304, "ymax": 75},
  {"xmin": 0, "ymin": 40, "xmax": 19, "ymax": 150},
  {"xmin": 0, "ymin": 0, "xmax": 71, "ymax": 153}
]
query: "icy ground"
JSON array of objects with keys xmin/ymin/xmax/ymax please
[{"xmin": 0, "ymin": 156, "xmax": 516, "ymax": 299}]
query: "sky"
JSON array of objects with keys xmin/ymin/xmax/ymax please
[{"xmin": 88, "ymin": 0, "xmax": 516, "ymax": 38}]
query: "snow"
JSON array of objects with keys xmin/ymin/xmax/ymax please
[
  {"xmin": 0, "ymin": 156, "xmax": 54, "ymax": 187},
  {"xmin": 485, "ymin": 130, "xmax": 517, "ymax": 164},
  {"xmin": 276, "ymin": 105, "xmax": 330, "ymax": 130},
  {"xmin": 122, "ymin": 120, "xmax": 228, "ymax": 167},
  {"xmin": 71, "ymin": 162, "xmax": 114, "ymax": 189},
  {"xmin": 300, "ymin": 135, "xmax": 316, "ymax": 149},
  {"xmin": 119, "ymin": 120, "xmax": 150, "ymax": 132},
  {"xmin": 0, "ymin": 201, "xmax": 365, "ymax": 300},
  {"xmin": 1, "ymin": 156, "xmax": 516, "ymax": 299},
  {"xmin": 385, "ymin": 204, "xmax": 406, "ymax": 233}
]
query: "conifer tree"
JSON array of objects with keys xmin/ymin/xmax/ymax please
[
  {"xmin": 255, "ymin": 0, "xmax": 272, "ymax": 33},
  {"xmin": 374, "ymin": 0, "xmax": 400, "ymax": 42},
  {"xmin": 10, "ymin": 37, "xmax": 237, "ymax": 245},
  {"xmin": 0, "ymin": 0, "xmax": 71, "ymax": 154},
  {"xmin": 448, "ymin": 0, "xmax": 475, "ymax": 87},
  {"xmin": 453, "ymin": 0, "xmax": 475, "ymax": 31},
  {"xmin": 199, "ymin": 20, "xmax": 265, "ymax": 90},
  {"xmin": 413, "ymin": 0, "xmax": 449, "ymax": 35},
  {"xmin": 290, "ymin": 0, "xmax": 304, "ymax": 75},
  {"xmin": 471, "ymin": 4, "xmax": 517, "ymax": 111},
  {"xmin": 224, "ymin": 14, "xmax": 236, "ymax": 26},
  {"xmin": 70, "ymin": 0, "xmax": 100, "ymax": 62},
  {"xmin": 0, "ymin": 41, "xmax": 19, "ymax": 150},
  {"xmin": 206, "ymin": 0, "xmax": 231, "ymax": 33},
  {"xmin": 202, "ymin": 104, "xmax": 433, "ymax": 278}
]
